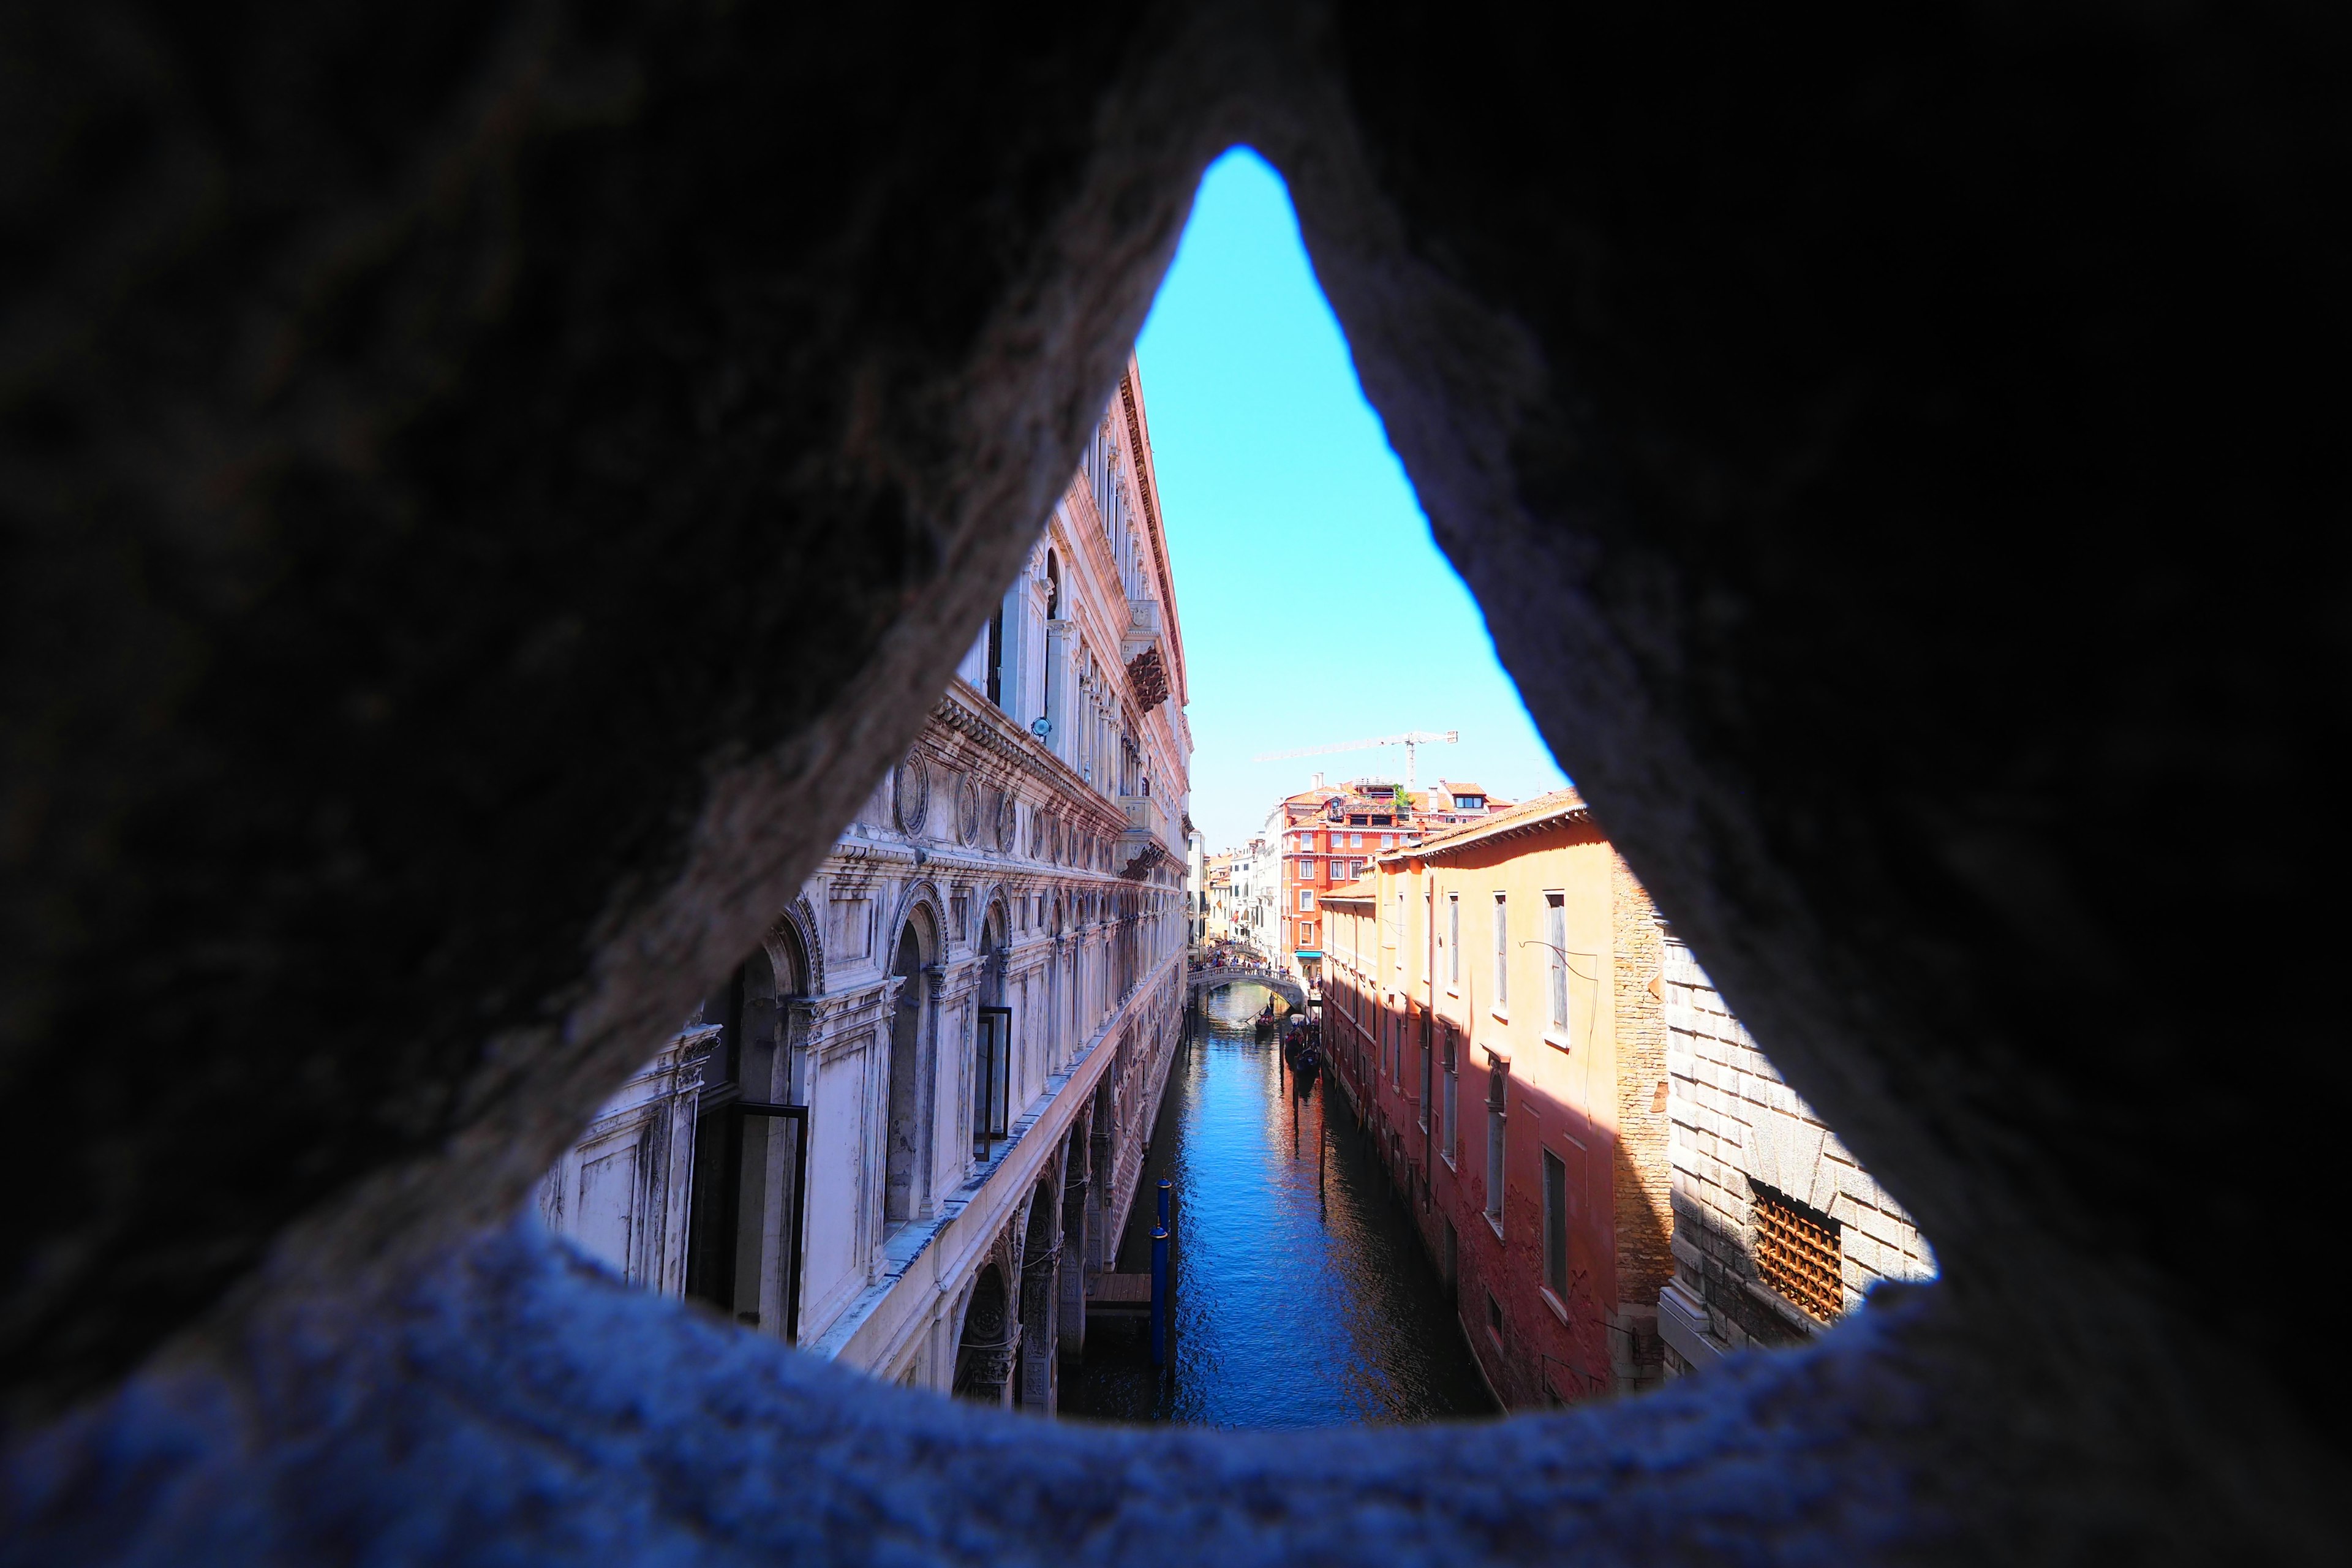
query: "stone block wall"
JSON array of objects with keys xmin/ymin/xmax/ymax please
[{"xmin": 1660, "ymin": 932, "xmax": 1935, "ymax": 1369}]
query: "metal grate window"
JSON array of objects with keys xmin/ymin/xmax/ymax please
[{"xmin": 1753, "ymin": 1186, "xmax": 1844, "ymax": 1324}]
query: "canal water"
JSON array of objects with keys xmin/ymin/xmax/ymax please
[{"xmin": 1064, "ymin": 982, "xmax": 1497, "ymax": 1427}]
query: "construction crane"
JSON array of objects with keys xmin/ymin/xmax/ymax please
[{"xmin": 1252, "ymin": 731, "xmax": 1459, "ymax": 791}]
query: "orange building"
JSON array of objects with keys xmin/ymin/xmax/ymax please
[
  {"xmin": 1318, "ymin": 790, "xmax": 1672, "ymax": 1406},
  {"xmin": 1267, "ymin": 777, "xmax": 1509, "ymax": 986}
]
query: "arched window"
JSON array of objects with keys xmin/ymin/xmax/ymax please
[
  {"xmin": 974, "ymin": 903, "xmax": 1011, "ymax": 1160},
  {"xmin": 884, "ymin": 908, "xmax": 937, "ymax": 1224},
  {"xmin": 685, "ymin": 940, "xmax": 809, "ymax": 1343}
]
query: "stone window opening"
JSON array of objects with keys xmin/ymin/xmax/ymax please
[
  {"xmin": 682, "ymin": 930, "xmax": 811, "ymax": 1345},
  {"xmin": 883, "ymin": 907, "xmax": 940, "ymax": 1228},
  {"xmin": 6, "ymin": 30, "xmax": 2292, "ymax": 1559},
  {"xmin": 1752, "ymin": 1183, "xmax": 1845, "ymax": 1326},
  {"xmin": 1541, "ymin": 1148, "xmax": 1569, "ymax": 1302}
]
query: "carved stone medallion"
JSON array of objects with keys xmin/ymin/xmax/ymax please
[
  {"xmin": 893, "ymin": 752, "xmax": 929, "ymax": 834},
  {"xmin": 956, "ymin": 775, "xmax": 980, "ymax": 845},
  {"xmin": 995, "ymin": 791, "xmax": 1018, "ymax": 853}
]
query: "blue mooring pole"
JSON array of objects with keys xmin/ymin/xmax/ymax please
[
  {"xmin": 1150, "ymin": 1226, "xmax": 1169, "ymax": 1366},
  {"xmin": 1151, "ymin": 1178, "xmax": 1175, "ymax": 1366}
]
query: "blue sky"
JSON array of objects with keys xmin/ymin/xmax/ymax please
[{"xmin": 1140, "ymin": 149, "xmax": 1569, "ymax": 850}]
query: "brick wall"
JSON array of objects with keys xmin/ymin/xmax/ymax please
[
  {"xmin": 1661, "ymin": 932, "xmax": 1934, "ymax": 1370},
  {"xmin": 1607, "ymin": 857, "xmax": 1670, "ymax": 1392}
]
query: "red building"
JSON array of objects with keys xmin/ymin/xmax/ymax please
[{"xmin": 1267, "ymin": 777, "xmax": 1461, "ymax": 985}]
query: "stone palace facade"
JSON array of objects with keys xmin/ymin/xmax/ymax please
[{"xmin": 535, "ymin": 360, "xmax": 1192, "ymax": 1409}]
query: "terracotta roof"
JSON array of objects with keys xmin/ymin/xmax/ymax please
[{"xmin": 1321, "ymin": 878, "xmax": 1379, "ymax": 903}]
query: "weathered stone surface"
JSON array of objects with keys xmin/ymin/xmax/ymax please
[
  {"xmin": 0, "ymin": 1219, "xmax": 2267, "ymax": 1564},
  {"xmin": 2, "ymin": 0, "xmax": 2345, "ymax": 1559}
]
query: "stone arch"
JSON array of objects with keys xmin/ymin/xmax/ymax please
[
  {"xmin": 774, "ymin": 893, "xmax": 826, "ymax": 998},
  {"xmin": 1015, "ymin": 1174, "xmax": 1061, "ymax": 1411},
  {"xmin": 888, "ymin": 878, "xmax": 949, "ymax": 954},
  {"xmin": 1057, "ymin": 1118, "xmax": 1095, "ymax": 1360},
  {"xmin": 979, "ymin": 893, "xmax": 1011, "ymax": 1007},
  {"xmin": 951, "ymin": 1262, "xmax": 1015, "ymax": 1406}
]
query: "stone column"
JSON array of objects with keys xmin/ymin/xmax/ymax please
[
  {"xmin": 1091, "ymin": 1126, "xmax": 1114, "ymax": 1271},
  {"xmin": 915, "ymin": 963, "xmax": 947, "ymax": 1219},
  {"xmin": 1044, "ymin": 619, "xmax": 1072, "ymax": 760},
  {"xmin": 1019, "ymin": 1242, "xmax": 1059, "ymax": 1412},
  {"xmin": 1058, "ymin": 1167, "xmax": 1091, "ymax": 1359}
]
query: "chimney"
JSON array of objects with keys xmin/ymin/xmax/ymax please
[{"xmin": 1310, "ymin": 771, "xmax": 1324, "ymax": 789}]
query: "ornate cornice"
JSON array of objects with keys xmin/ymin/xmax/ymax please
[{"xmin": 1116, "ymin": 369, "xmax": 1182, "ymax": 706}]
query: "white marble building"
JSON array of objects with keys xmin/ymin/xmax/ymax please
[
  {"xmin": 1226, "ymin": 835, "xmax": 1276, "ymax": 957},
  {"xmin": 538, "ymin": 361, "xmax": 1193, "ymax": 1409}
]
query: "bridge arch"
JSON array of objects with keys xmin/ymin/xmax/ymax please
[{"xmin": 1186, "ymin": 963, "xmax": 1306, "ymax": 1015}]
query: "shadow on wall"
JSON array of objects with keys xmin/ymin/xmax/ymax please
[{"xmin": 1, "ymin": 3, "xmax": 2345, "ymax": 1564}]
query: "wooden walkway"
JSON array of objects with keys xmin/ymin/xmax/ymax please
[{"xmin": 1084, "ymin": 1272, "xmax": 1154, "ymax": 1317}]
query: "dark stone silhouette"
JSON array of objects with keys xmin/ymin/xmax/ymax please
[{"xmin": 2, "ymin": 1, "xmax": 2342, "ymax": 1559}]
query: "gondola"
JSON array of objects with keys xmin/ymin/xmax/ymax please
[{"xmin": 1254, "ymin": 1003, "xmax": 1278, "ymax": 1036}]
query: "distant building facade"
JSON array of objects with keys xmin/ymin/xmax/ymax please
[
  {"xmin": 538, "ymin": 360, "xmax": 1193, "ymax": 1412},
  {"xmin": 1226, "ymin": 835, "xmax": 1277, "ymax": 957},
  {"xmin": 1199, "ymin": 851, "xmax": 1234, "ymax": 941},
  {"xmin": 1321, "ymin": 791, "xmax": 1671, "ymax": 1406},
  {"xmin": 1264, "ymin": 776, "xmax": 1508, "ymax": 985}
]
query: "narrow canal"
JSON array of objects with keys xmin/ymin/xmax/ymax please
[{"xmin": 1065, "ymin": 982, "xmax": 1498, "ymax": 1427}]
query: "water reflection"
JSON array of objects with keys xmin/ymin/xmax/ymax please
[{"xmin": 1065, "ymin": 982, "xmax": 1498, "ymax": 1427}]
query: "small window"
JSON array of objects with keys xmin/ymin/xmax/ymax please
[
  {"xmin": 1542, "ymin": 1148, "xmax": 1568, "ymax": 1297},
  {"xmin": 1299, "ymin": 889, "xmax": 1315, "ymax": 911},
  {"xmin": 1441, "ymin": 1029, "xmax": 1459, "ymax": 1161},
  {"xmin": 1487, "ymin": 1292, "xmax": 1504, "ymax": 1341},
  {"xmin": 1754, "ymin": 1185, "xmax": 1845, "ymax": 1324},
  {"xmin": 1349, "ymin": 832, "xmax": 1363, "ymax": 848},
  {"xmin": 1492, "ymin": 893, "xmax": 1509, "ymax": 1010},
  {"xmin": 1447, "ymin": 893, "xmax": 1460, "ymax": 985},
  {"xmin": 1546, "ymin": 892, "xmax": 1567, "ymax": 1030},
  {"xmin": 1485, "ymin": 1060, "xmax": 1509, "ymax": 1226},
  {"xmin": 1419, "ymin": 1016, "xmax": 1433, "ymax": 1128},
  {"xmin": 974, "ymin": 1006, "xmax": 1012, "ymax": 1158}
]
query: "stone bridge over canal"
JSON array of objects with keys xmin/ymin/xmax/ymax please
[{"xmin": 1186, "ymin": 963, "xmax": 1307, "ymax": 1014}]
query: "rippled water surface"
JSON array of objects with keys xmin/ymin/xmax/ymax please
[{"xmin": 1065, "ymin": 983, "xmax": 1497, "ymax": 1427}]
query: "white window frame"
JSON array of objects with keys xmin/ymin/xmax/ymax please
[
  {"xmin": 1440, "ymin": 1028, "xmax": 1459, "ymax": 1168},
  {"xmin": 1547, "ymin": 891, "xmax": 1568, "ymax": 1031},
  {"xmin": 1447, "ymin": 892, "xmax": 1460, "ymax": 992},
  {"xmin": 1298, "ymin": 889, "xmax": 1315, "ymax": 911},
  {"xmin": 1491, "ymin": 892, "xmax": 1509, "ymax": 1017}
]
